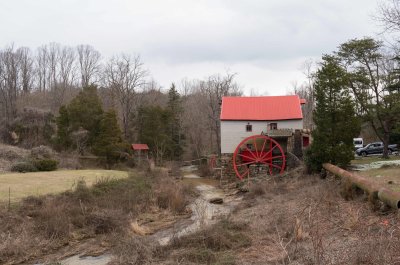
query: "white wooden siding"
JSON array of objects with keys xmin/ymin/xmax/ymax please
[{"xmin": 220, "ymin": 120, "xmax": 303, "ymax": 154}]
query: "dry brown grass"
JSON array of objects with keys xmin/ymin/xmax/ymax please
[
  {"xmin": 154, "ymin": 177, "xmax": 192, "ymax": 214},
  {"xmin": 110, "ymin": 168, "xmax": 400, "ymax": 265},
  {"xmin": 131, "ymin": 219, "xmax": 252, "ymax": 265},
  {"xmin": 358, "ymin": 166, "xmax": 400, "ymax": 192},
  {"xmin": 0, "ymin": 169, "xmax": 194, "ymax": 264},
  {"xmin": 228, "ymin": 170, "xmax": 400, "ymax": 265}
]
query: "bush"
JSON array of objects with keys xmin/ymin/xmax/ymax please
[
  {"xmin": 33, "ymin": 159, "xmax": 58, "ymax": 171},
  {"xmin": 30, "ymin": 145, "xmax": 55, "ymax": 160},
  {"xmin": 154, "ymin": 178, "xmax": 191, "ymax": 214},
  {"xmin": 10, "ymin": 162, "xmax": 37, "ymax": 172}
]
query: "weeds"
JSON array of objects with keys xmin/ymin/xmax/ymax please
[
  {"xmin": 0, "ymin": 169, "xmax": 194, "ymax": 264},
  {"xmin": 154, "ymin": 177, "xmax": 190, "ymax": 214},
  {"xmin": 156, "ymin": 219, "xmax": 251, "ymax": 265}
]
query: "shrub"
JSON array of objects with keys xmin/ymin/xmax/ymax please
[
  {"xmin": 168, "ymin": 219, "xmax": 251, "ymax": 264},
  {"xmin": 30, "ymin": 145, "xmax": 55, "ymax": 160},
  {"xmin": 155, "ymin": 178, "xmax": 190, "ymax": 214},
  {"xmin": 33, "ymin": 159, "xmax": 58, "ymax": 171},
  {"xmin": 10, "ymin": 162, "xmax": 37, "ymax": 172}
]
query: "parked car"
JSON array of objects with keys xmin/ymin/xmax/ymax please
[{"xmin": 355, "ymin": 142, "xmax": 398, "ymax": 156}]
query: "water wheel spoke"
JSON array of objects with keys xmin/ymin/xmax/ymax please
[
  {"xmin": 260, "ymin": 138, "xmax": 267, "ymax": 154},
  {"xmin": 236, "ymin": 161, "xmax": 257, "ymax": 167},
  {"xmin": 238, "ymin": 153, "xmax": 258, "ymax": 162},
  {"xmin": 243, "ymin": 146, "xmax": 258, "ymax": 159},
  {"xmin": 260, "ymin": 144, "xmax": 278, "ymax": 160},
  {"xmin": 253, "ymin": 138, "xmax": 259, "ymax": 158}
]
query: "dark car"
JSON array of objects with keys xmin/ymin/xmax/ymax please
[{"xmin": 355, "ymin": 142, "xmax": 398, "ymax": 157}]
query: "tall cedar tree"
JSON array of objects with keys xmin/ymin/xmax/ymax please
[
  {"xmin": 306, "ymin": 56, "xmax": 360, "ymax": 172},
  {"xmin": 67, "ymin": 85, "xmax": 104, "ymax": 145},
  {"xmin": 167, "ymin": 83, "xmax": 184, "ymax": 160},
  {"xmin": 56, "ymin": 105, "xmax": 72, "ymax": 148},
  {"xmin": 137, "ymin": 106, "xmax": 172, "ymax": 164},
  {"xmin": 92, "ymin": 110, "xmax": 124, "ymax": 165},
  {"xmin": 56, "ymin": 85, "xmax": 103, "ymax": 150}
]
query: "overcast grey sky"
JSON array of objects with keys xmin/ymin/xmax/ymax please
[{"xmin": 0, "ymin": 0, "xmax": 381, "ymax": 95}]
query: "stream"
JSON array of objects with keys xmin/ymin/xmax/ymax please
[
  {"xmin": 49, "ymin": 170, "xmax": 241, "ymax": 265},
  {"xmin": 350, "ymin": 159, "xmax": 400, "ymax": 171}
]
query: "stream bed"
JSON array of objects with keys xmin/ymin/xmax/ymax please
[{"xmin": 50, "ymin": 172, "xmax": 240, "ymax": 265}]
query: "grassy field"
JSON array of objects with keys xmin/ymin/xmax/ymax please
[
  {"xmin": 350, "ymin": 156, "xmax": 400, "ymax": 191},
  {"xmin": 0, "ymin": 169, "xmax": 129, "ymax": 202},
  {"xmin": 357, "ymin": 166, "xmax": 400, "ymax": 192},
  {"xmin": 351, "ymin": 155, "xmax": 400, "ymax": 165}
]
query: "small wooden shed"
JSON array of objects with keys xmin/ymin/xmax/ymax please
[{"xmin": 131, "ymin": 144, "xmax": 149, "ymax": 164}]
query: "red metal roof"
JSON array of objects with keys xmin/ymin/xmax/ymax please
[
  {"xmin": 131, "ymin": 144, "xmax": 149, "ymax": 150},
  {"xmin": 220, "ymin": 95, "xmax": 303, "ymax": 121}
]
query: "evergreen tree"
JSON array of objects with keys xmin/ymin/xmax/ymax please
[
  {"xmin": 92, "ymin": 110, "xmax": 124, "ymax": 165},
  {"xmin": 137, "ymin": 106, "xmax": 172, "ymax": 164},
  {"xmin": 67, "ymin": 85, "xmax": 104, "ymax": 145},
  {"xmin": 55, "ymin": 85, "xmax": 104, "ymax": 150},
  {"xmin": 306, "ymin": 55, "xmax": 360, "ymax": 172},
  {"xmin": 167, "ymin": 83, "xmax": 184, "ymax": 160},
  {"xmin": 55, "ymin": 105, "xmax": 72, "ymax": 149}
]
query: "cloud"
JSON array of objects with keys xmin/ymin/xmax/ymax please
[{"xmin": 0, "ymin": 0, "xmax": 381, "ymax": 94}]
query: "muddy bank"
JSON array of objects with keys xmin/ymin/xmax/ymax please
[
  {"xmin": 151, "ymin": 178, "xmax": 242, "ymax": 246},
  {"xmin": 51, "ymin": 173, "xmax": 241, "ymax": 265}
]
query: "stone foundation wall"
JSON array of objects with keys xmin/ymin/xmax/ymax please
[{"xmin": 220, "ymin": 154, "xmax": 237, "ymax": 181}]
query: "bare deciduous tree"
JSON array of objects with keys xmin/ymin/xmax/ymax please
[
  {"xmin": 291, "ymin": 59, "xmax": 316, "ymax": 130},
  {"xmin": 77, "ymin": 45, "xmax": 101, "ymax": 87},
  {"xmin": 36, "ymin": 45, "xmax": 49, "ymax": 92},
  {"xmin": 17, "ymin": 47, "xmax": 35, "ymax": 94},
  {"xmin": 199, "ymin": 73, "xmax": 242, "ymax": 155},
  {"xmin": 0, "ymin": 45, "xmax": 21, "ymax": 124},
  {"xmin": 52, "ymin": 45, "xmax": 77, "ymax": 110},
  {"xmin": 104, "ymin": 54, "xmax": 147, "ymax": 139},
  {"xmin": 377, "ymin": 0, "xmax": 400, "ymax": 32}
]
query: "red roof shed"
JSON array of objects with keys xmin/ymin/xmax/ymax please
[
  {"xmin": 131, "ymin": 144, "xmax": 149, "ymax": 151},
  {"xmin": 220, "ymin": 95, "xmax": 303, "ymax": 121}
]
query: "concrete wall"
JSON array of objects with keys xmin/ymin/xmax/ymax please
[{"xmin": 220, "ymin": 120, "xmax": 303, "ymax": 154}]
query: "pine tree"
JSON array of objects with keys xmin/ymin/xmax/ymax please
[
  {"xmin": 137, "ymin": 106, "xmax": 172, "ymax": 164},
  {"xmin": 167, "ymin": 83, "xmax": 184, "ymax": 160},
  {"xmin": 306, "ymin": 55, "xmax": 360, "ymax": 172},
  {"xmin": 92, "ymin": 110, "xmax": 124, "ymax": 165},
  {"xmin": 55, "ymin": 105, "xmax": 72, "ymax": 149},
  {"xmin": 67, "ymin": 85, "xmax": 104, "ymax": 145},
  {"xmin": 55, "ymin": 85, "xmax": 104, "ymax": 150}
]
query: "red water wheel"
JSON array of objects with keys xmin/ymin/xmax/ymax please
[{"xmin": 233, "ymin": 135, "xmax": 286, "ymax": 180}]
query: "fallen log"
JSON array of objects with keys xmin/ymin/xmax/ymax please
[
  {"xmin": 378, "ymin": 188, "xmax": 400, "ymax": 209},
  {"xmin": 322, "ymin": 163, "xmax": 400, "ymax": 209},
  {"xmin": 322, "ymin": 163, "xmax": 379, "ymax": 199}
]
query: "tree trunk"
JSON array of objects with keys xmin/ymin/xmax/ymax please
[
  {"xmin": 382, "ymin": 121, "xmax": 390, "ymax": 159},
  {"xmin": 382, "ymin": 131, "xmax": 390, "ymax": 159}
]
